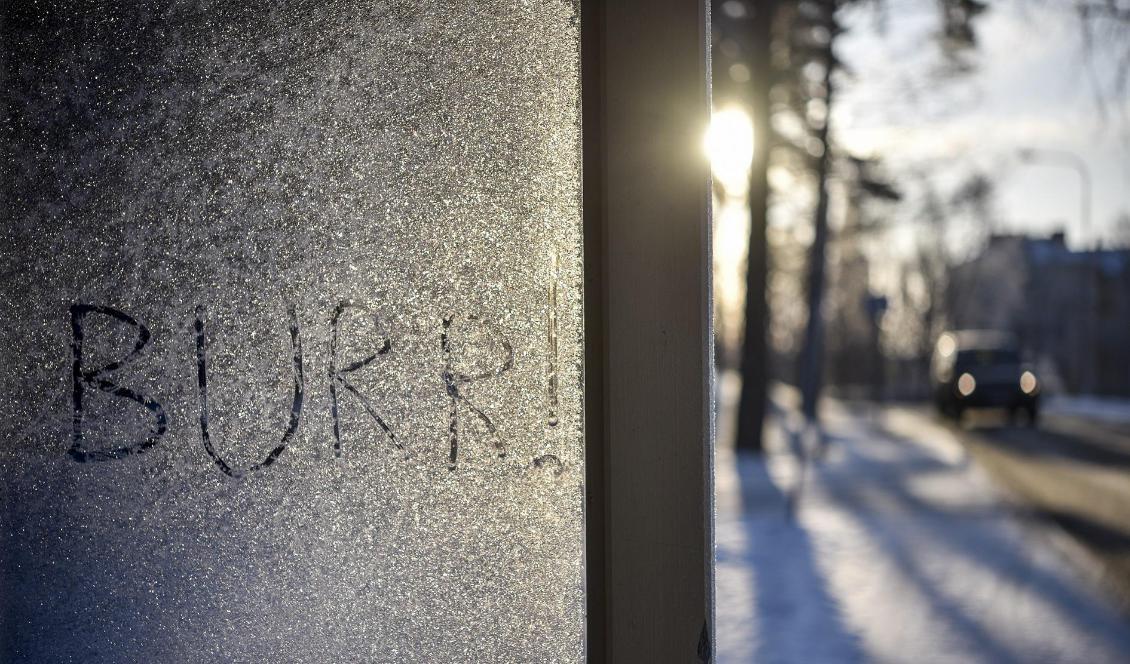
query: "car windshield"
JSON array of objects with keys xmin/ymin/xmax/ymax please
[{"xmin": 955, "ymin": 348, "xmax": 1020, "ymax": 368}]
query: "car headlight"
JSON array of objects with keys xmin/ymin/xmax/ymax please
[
  {"xmin": 1020, "ymin": 370, "xmax": 1038, "ymax": 395},
  {"xmin": 957, "ymin": 372, "xmax": 976, "ymax": 397}
]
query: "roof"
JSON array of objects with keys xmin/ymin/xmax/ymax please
[{"xmin": 937, "ymin": 329, "xmax": 1018, "ymax": 355}]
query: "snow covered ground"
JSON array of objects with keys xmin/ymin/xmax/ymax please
[{"xmin": 715, "ymin": 375, "xmax": 1130, "ymax": 663}]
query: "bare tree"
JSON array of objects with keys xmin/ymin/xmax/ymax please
[{"xmin": 713, "ymin": 0, "xmax": 778, "ymax": 452}]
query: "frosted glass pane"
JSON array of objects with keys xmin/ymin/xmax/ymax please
[{"xmin": 1, "ymin": 3, "xmax": 583, "ymax": 661}]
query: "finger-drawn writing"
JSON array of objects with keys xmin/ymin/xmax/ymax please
[
  {"xmin": 194, "ymin": 305, "xmax": 305, "ymax": 478},
  {"xmin": 547, "ymin": 250, "xmax": 560, "ymax": 428},
  {"xmin": 69, "ymin": 304, "xmax": 168, "ymax": 462},
  {"xmin": 329, "ymin": 301, "xmax": 401, "ymax": 457},
  {"xmin": 442, "ymin": 313, "xmax": 514, "ymax": 470},
  {"xmin": 64, "ymin": 303, "xmax": 548, "ymax": 477}
]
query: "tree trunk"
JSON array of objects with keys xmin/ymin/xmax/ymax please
[
  {"xmin": 735, "ymin": 0, "xmax": 776, "ymax": 452},
  {"xmin": 799, "ymin": 45, "xmax": 835, "ymax": 423}
]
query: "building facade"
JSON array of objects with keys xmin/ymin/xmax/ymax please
[{"xmin": 947, "ymin": 233, "xmax": 1130, "ymax": 396}]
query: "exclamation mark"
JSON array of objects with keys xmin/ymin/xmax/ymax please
[{"xmin": 547, "ymin": 249, "xmax": 560, "ymax": 428}]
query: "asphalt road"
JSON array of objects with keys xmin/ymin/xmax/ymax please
[{"xmin": 901, "ymin": 406, "xmax": 1130, "ymax": 611}]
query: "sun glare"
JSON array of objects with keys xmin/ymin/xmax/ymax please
[{"xmin": 705, "ymin": 107, "xmax": 754, "ymax": 196}]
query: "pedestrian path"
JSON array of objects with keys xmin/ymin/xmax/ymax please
[{"xmin": 715, "ymin": 376, "xmax": 1130, "ymax": 663}]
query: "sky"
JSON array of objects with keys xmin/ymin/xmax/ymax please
[{"xmin": 834, "ymin": 0, "xmax": 1130, "ymax": 252}]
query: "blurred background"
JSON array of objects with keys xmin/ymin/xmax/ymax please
[{"xmin": 707, "ymin": 1, "xmax": 1130, "ymax": 661}]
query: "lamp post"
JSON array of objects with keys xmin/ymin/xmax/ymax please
[
  {"xmin": 1018, "ymin": 147, "xmax": 1098, "ymax": 395},
  {"xmin": 1017, "ymin": 147, "xmax": 1092, "ymax": 249}
]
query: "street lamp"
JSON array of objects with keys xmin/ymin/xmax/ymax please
[
  {"xmin": 1018, "ymin": 147, "xmax": 1098, "ymax": 396},
  {"xmin": 1017, "ymin": 147, "xmax": 1092, "ymax": 249}
]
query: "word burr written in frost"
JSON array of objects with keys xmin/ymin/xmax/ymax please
[{"xmin": 68, "ymin": 302, "xmax": 518, "ymax": 477}]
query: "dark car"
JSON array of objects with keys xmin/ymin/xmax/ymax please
[{"xmin": 931, "ymin": 330, "xmax": 1040, "ymax": 424}]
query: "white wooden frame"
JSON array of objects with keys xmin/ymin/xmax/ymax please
[{"xmin": 583, "ymin": 1, "xmax": 715, "ymax": 660}]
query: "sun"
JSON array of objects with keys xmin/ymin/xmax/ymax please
[{"xmin": 705, "ymin": 106, "xmax": 754, "ymax": 197}]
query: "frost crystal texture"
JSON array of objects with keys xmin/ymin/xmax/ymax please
[{"xmin": 0, "ymin": 2, "xmax": 584, "ymax": 661}]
